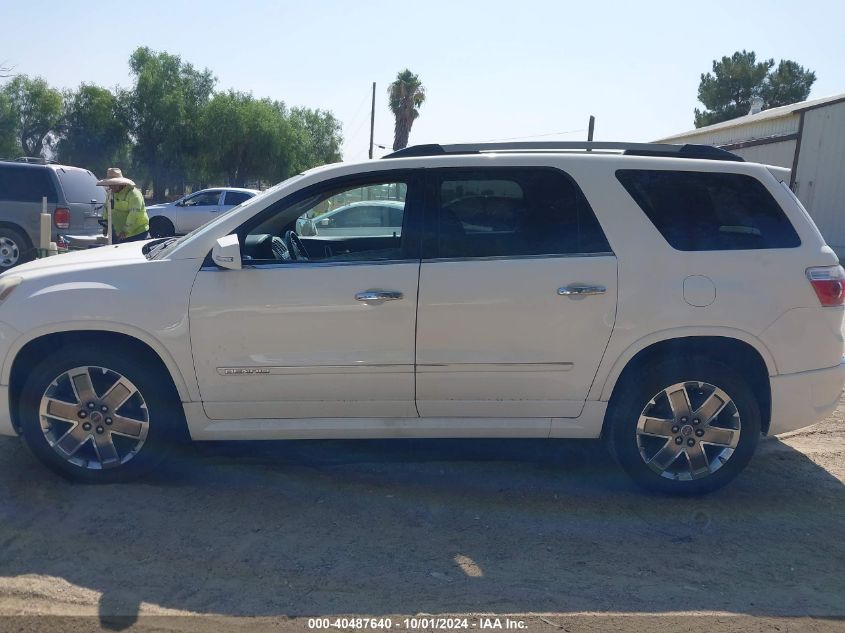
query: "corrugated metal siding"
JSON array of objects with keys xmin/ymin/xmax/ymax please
[
  {"xmin": 657, "ymin": 93, "xmax": 845, "ymax": 142},
  {"xmin": 794, "ymin": 101, "xmax": 845, "ymax": 251},
  {"xmin": 659, "ymin": 114, "xmax": 799, "ymax": 147},
  {"xmin": 730, "ymin": 139, "xmax": 796, "ymax": 168}
]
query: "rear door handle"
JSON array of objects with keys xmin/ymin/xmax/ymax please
[
  {"xmin": 557, "ymin": 284, "xmax": 606, "ymax": 296},
  {"xmin": 355, "ymin": 290, "xmax": 404, "ymax": 304}
]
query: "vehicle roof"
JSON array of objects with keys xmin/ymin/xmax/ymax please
[
  {"xmin": 194, "ymin": 186, "xmax": 259, "ymax": 194},
  {"xmin": 0, "ymin": 159, "xmax": 91, "ymax": 172}
]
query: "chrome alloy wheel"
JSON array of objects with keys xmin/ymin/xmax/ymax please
[
  {"xmin": 38, "ymin": 366, "xmax": 150, "ymax": 470},
  {"xmin": 0, "ymin": 237, "xmax": 20, "ymax": 268},
  {"xmin": 636, "ymin": 381, "xmax": 741, "ymax": 481}
]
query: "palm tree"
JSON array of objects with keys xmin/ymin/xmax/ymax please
[{"xmin": 388, "ymin": 69, "xmax": 426, "ymax": 151}]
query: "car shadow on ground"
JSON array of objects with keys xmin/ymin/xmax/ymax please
[{"xmin": 0, "ymin": 434, "xmax": 844, "ymax": 629}]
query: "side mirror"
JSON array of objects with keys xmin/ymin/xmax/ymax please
[{"xmin": 212, "ymin": 234, "xmax": 242, "ymax": 270}]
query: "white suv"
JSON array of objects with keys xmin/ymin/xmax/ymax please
[{"xmin": 0, "ymin": 142, "xmax": 842, "ymax": 494}]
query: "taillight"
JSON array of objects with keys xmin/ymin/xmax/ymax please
[
  {"xmin": 807, "ymin": 265, "xmax": 845, "ymax": 306},
  {"xmin": 54, "ymin": 207, "xmax": 70, "ymax": 230}
]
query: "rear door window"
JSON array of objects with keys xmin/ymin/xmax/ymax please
[
  {"xmin": 0, "ymin": 165, "xmax": 58, "ymax": 202},
  {"xmin": 54, "ymin": 167, "xmax": 105, "ymax": 203},
  {"xmin": 223, "ymin": 191, "xmax": 252, "ymax": 206},
  {"xmin": 616, "ymin": 170, "xmax": 800, "ymax": 251},
  {"xmin": 431, "ymin": 168, "xmax": 611, "ymax": 258}
]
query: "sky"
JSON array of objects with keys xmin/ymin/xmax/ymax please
[{"xmin": 2, "ymin": 0, "xmax": 844, "ymax": 162}]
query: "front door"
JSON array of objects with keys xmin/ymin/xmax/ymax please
[
  {"xmin": 178, "ymin": 190, "xmax": 222, "ymax": 233},
  {"xmin": 189, "ymin": 173, "xmax": 422, "ymax": 420},
  {"xmin": 415, "ymin": 167, "xmax": 618, "ymax": 418}
]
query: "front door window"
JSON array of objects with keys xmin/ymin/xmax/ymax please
[
  {"xmin": 184, "ymin": 191, "xmax": 221, "ymax": 206},
  {"xmin": 243, "ymin": 179, "xmax": 413, "ymax": 264}
]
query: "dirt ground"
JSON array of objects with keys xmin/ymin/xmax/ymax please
[{"xmin": 0, "ymin": 401, "xmax": 844, "ymax": 633}]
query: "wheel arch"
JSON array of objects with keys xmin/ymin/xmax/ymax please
[
  {"xmin": 6, "ymin": 327, "xmax": 193, "ymax": 437},
  {"xmin": 5, "ymin": 322, "xmax": 196, "ymax": 418},
  {"xmin": 0, "ymin": 221, "xmax": 35, "ymax": 259},
  {"xmin": 0, "ymin": 221, "xmax": 33, "ymax": 244},
  {"xmin": 149, "ymin": 214, "xmax": 175, "ymax": 227},
  {"xmin": 599, "ymin": 332, "xmax": 774, "ymax": 435}
]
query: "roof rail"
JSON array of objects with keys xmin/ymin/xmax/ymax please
[
  {"xmin": 382, "ymin": 142, "xmax": 744, "ymax": 162},
  {"xmin": 12, "ymin": 156, "xmax": 58, "ymax": 165}
]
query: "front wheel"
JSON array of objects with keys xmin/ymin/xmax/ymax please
[
  {"xmin": 606, "ymin": 356, "xmax": 761, "ymax": 494},
  {"xmin": 148, "ymin": 216, "xmax": 175, "ymax": 238},
  {"xmin": 18, "ymin": 345, "xmax": 178, "ymax": 483}
]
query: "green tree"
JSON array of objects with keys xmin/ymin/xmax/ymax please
[
  {"xmin": 198, "ymin": 91, "xmax": 296, "ymax": 186},
  {"xmin": 288, "ymin": 107, "xmax": 343, "ymax": 171},
  {"xmin": 388, "ymin": 69, "xmax": 425, "ymax": 151},
  {"xmin": 57, "ymin": 84, "xmax": 129, "ymax": 176},
  {"xmin": 1, "ymin": 75, "xmax": 63, "ymax": 157},
  {"xmin": 694, "ymin": 50, "xmax": 816, "ymax": 127},
  {"xmin": 0, "ymin": 91, "xmax": 19, "ymax": 158},
  {"xmin": 198, "ymin": 93, "xmax": 343, "ymax": 187},
  {"xmin": 127, "ymin": 46, "xmax": 215, "ymax": 199},
  {"xmin": 761, "ymin": 60, "xmax": 817, "ymax": 108}
]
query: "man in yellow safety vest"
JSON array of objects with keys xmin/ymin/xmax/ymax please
[{"xmin": 96, "ymin": 168, "xmax": 150, "ymax": 243}]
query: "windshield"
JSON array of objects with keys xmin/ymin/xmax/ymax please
[{"xmin": 145, "ymin": 174, "xmax": 305, "ymax": 260}]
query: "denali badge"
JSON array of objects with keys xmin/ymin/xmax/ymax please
[{"xmin": 218, "ymin": 367, "xmax": 271, "ymax": 375}]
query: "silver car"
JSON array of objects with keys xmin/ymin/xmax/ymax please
[
  {"xmin": 146, "ymin": 187, "xmax": 258, "ymax": 237},
  {"xmin": 296, "ymin": 200, "xmax": 405, "ymax": 237}
]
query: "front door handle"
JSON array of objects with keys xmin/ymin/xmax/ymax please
[
  {"xmin": 355, "ymin": 290, "xmax": 404, "ymax": 304},
  {"xmin": 558, "ymin": 284, "xmax": 606, "ymax": 297}
]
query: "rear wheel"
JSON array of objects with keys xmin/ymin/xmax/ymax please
[
  {"xmin": 606, "ymin": 356, "xmax": 761, "ymax": 494},
  {"xmin": 18, "ymin": 345, "xmax": 179, "ymax": 483},
  {"xmin": 0, "ymin": 227, "xmax": 33, "ymax": 270},
  {"xmin": 149, "ymin": 216, "xmax": 175, "ymax": 238}
]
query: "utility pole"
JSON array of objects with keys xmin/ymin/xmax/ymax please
[
  {"xmin": 368, "ymin": 82, "xmax": 376, "ymax": 159},
  {"xmin": 587, "ymin": 115, "xmax": 595, "ymax": 151}
]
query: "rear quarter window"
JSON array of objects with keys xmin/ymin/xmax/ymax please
[
  {"xmin": 54, "ymin": 167, "xmax": 105, "ymax": 203},
  {"xmin": 0, "ymin": 165, "xmax": 58, "ymax": 203},
  {"xmin": 616, "ymin": 170, "xmax": 800, "ymax": 251}
]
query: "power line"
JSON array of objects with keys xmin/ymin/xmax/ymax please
[
  {"xmin": 473, "ymin": 128, "xmax": 586, "ymax": 143},
  {"xmin": 342, "ymin": 88, "xmax": 376, "ymax": 156}
]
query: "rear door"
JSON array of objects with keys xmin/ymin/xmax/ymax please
[{"xmin": 415, "ymin": 167, "xmax": 618, "ymax": 418}]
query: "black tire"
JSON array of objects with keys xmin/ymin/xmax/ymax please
[
  {"xmin": 148, "ymin": 216, "xmax": 175, "ymax": 238},
  {"xmin": 0, "ymin": 226, "xmax": 33, "ymax": 270},
  {"xmin": 605, "ymin": 355, "xmax": 761, "ymax": 495},
  {"xmin": 18, "ymin": 344, "xmax": 180, "ymax": 483}
]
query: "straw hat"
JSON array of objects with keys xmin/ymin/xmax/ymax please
[{"xmin": 96, "ymin": 167, "xmax": 135, "ymax": 187}]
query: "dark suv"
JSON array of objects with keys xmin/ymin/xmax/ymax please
[{"xmin": 0, "ymin": 160, "xmax": 106, "ymax": 269}]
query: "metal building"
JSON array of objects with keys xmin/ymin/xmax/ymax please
[{"xmin": 656, "ymin": 93, "xmax": 845, "ymax": 253}]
